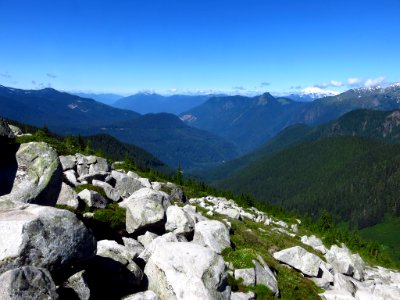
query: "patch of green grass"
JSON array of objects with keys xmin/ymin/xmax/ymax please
[
  {"xmin": 93, "ymin": 203, "xmax": 126, "ymax": 231},
  {"xmin": 360, "ymin": 216, "xmax": 400, "ymax": 263},
  {"xmin": 222, "ymin": 248, "xmax": 257, "ymax": 269},
  {"xmin": 247, "ymin": 285, "xmax": 276, "ymax": 300}
]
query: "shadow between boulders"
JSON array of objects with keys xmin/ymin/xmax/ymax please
[{"xmin": 0, "ymin": 141, "xmax": 19, "ymax": 196}]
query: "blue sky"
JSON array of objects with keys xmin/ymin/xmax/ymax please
[{"xmin": 0, "ymin": 0, "xmax": 399, "ymax": 95}]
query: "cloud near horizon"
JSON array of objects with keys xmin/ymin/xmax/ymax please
[{"xmin": 364, "ymin": 76, "xmax": 385, "ymax": 88}]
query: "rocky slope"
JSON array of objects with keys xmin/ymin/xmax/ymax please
[{"xmin": 0, "ymin": 120, "xmax": 399, "ymax": 299}]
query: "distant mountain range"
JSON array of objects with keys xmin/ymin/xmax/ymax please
[
  {"xmin": 72, "ymin": 92, "xmax": 123, "ymax": 105},
  {"xmin": 112, "ymin": 93, "xmax": 214, "ymax": 115},
  {"xmin": 181, "ymin": 84, "xmax": 400, "ymax": 153},
  {"xmin": 0, "ymin": 85, "xmax": 139, "ymax": 133},
  {"xmin": 0, "ymin": 85, "xmax": 237, "ymax": 171}
]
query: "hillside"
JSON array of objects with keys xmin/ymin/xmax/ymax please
[
  {"xmin": 201, "ymin": 109, "xmax": 400, "ymax": 182},
  {"xmin": 0, "ymin": 119, "xmax": 398, "ymax": 300},
  {"xmin": 217, "ymin": 136, "xmax": 400, "ymax": 230},
  {"xmin": 181, "ymin": 84, "xmax": 400, "ymax": 153},
  {"xmin": 0, "ymin": 85, "xmax": 140, "ymax": 133},
  {"xmin": 90, "ymin": 113, "xmax": 239, "ymax": 171},
  {"xmin": 113, "ymin": 93, "xmax": 211, "ymax": 115}
]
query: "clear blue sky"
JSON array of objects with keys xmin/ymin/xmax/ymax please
[{"xmin": 1, "ymin": 0, "xmax": 399, "ymax": 95}]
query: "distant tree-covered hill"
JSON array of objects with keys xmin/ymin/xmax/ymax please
[{"xmin": 217, "ymin": 136, "xmax": 400, "ymax": 229}]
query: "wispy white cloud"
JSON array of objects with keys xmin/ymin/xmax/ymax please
[
  {"xmin": 315, "ymin": 80, "xmax": 343, "ymax": 88},
  {"xmin": 260, "ymin": 82, "xmax": 270, "ymax": 87},
  {"xmin": 347, "ymin": 77, "xmax": 361, "ymax": 86},
  {"xmin": 364, "ymin": 76, "xmax": 385, "ymax": 88},
  {"xmin": 233, "ymin": 86, "xmax": 246, "ymax": 90}
]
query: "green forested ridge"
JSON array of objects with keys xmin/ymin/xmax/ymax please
[
  {"xmin": 204, "ymin": 109, "xmax": 400, "ymax": 182},
  {"xmin": 217, "ymin": 136, "xmax": 400, "ymax": 230}
]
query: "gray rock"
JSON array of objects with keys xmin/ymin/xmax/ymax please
[
  {"xmin": 0, "ymin": 266, "xmax": 58, "ymax": 300},
  {"xmin": 253, "ymin": 255, "xmax": 279, "ymax": 295},
  {"xmin": 166, "ymin": 182, "xmax": 186, "ymax": 202},
  {"xmin": 301, "ymin": 235, "xmax": 327, "ymax": 254},
  {"xmin": 0, "ymin": 142, "xmax": 62, "ymax": 206},
  {"xmin": 123, "ymin": 291, "xmax": 159, "ymax": 300},
  {"xmin": 8, "ymin": 124, "xmax": 23, "ymax": 136},
  {"xmin": 192, "ymin": 220, "xmax": 231, "ymax": 254},
  {"xmin": 56, "ymin": 182, "xmax": 79, "ymax": 210},
  {"xmin": 63, "ymin": 170, "xmax": 79, "ymax": 187},
  {"xmin": 215, "ymin": 207, "xmax": 241, "ymax": 220},
  {"xmin": 0, "ymin": 203, "xmax": 96, "ymax": 274},
  {"xmin": 138, "ymin": 232, "xmax": 179, "ymax": 262},
  {"xmin": 63, "ymin": 270, "xmax": 90, "ymax": 300},
  {"xmin": 0, "ymin": 118, "xmax": 15, "ymax": 139},
  {"xmin": 165, "ymin": 205, "xmax": 195, "ymax": 237},
  {"xmin": 138, "ymin": 177, "xmax": 152, "ymax": 188},
  {"xmin": 119, "ymin": 188, "xmax": 171, "ymax": 234},
  {"xmin": 320, "ymin": 290, "xmax": 355, "ymax": 300},
  {"xmin": 77, "ymin": 164, "xmax": 89, "ymax": 177},
  {"xmin": 92, "ymin": 179, "xmax": 121, "ymax": 202},
  {"xmin": 78, "ymin": 189, "xmax": 108, "ymax": 209},
  {"xmin": 122, "ymin": 237, "xmax": 145, "ymax": 259},
  {"xmin": 273, "ymin": 246, "xmax": 323, "ymax": 277},
  {"xmin": 115, "ymin": 176, "xmax": 145, "ymax": 199},
  {"xmin": 111, "ymin": 170, "xmax": 128, "ymax": 182},
  {"xmin": 137, "ymin": 231, "xmax": 159, "ymax": 248},
  {"xmin": 325, "ymin": 245, "xmax": 365, "ymax": 280},
  {"xmin": 89, "ymin": 157, "xmax": 110, "ymax": 173},
  {"xmin": 230, "ymin": 291, "xmax": 255, "ymax": 300},
  {"xmin": 145, "ymin": 242, "xmax": 230, "ymax": 300},
  {"xmin": 94, "ymin": 240, "xmax": 143, "ymax": 287},
  {"xmin": 59, "ymin": 155, "xmax": 76, "ymax": 171},
  {"xmin": 234, "ymin": 268, "xmax": 256, "ymax": 287},
  {"xmin": 77, "ymin": 171, "xmax": 109, "ymax": 184}
]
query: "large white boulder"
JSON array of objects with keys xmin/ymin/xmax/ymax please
[
  {"xmin": 144, "ymin": 242, "xmax": 230, "ymax": 300},
  {"xmin": 0, "ymin": 142, "xmax": 62, "ymax": 206},
  {"xmin": 119, "ymin": 188, "xmax": 171, "ymax": 234},
  {"xmin": 0, "ymin": 202, "xmax": 96, "ymax": 274},
  {"xmin": 273, "ymin": 246, "xmax": 324, "ymax": 277},
  {"xmin": 0, "ymin": 266, "xmax": 58, "ymax": 300},
  {"xmin": 325, "ymin": 245, "xmax": 365, "ymax": 280},
  {"xmin": 139, "ymin": 232, "xmax": 179, "ymax": 262},
  {"xmin": 192, "ymin": 220, "xmax": 230, "ymax": 254},
  {"xmin": 165, "ymin": 205, "xmax": 195, "ymax": 237}
]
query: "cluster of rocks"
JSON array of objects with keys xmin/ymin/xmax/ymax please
[
  {"xmin": 190, "ymin": 196, "xmax": 400, "ymax": 300},
  {"xmin": 1, "ymin": 120, "xmax": 399, "ymax": 300}
]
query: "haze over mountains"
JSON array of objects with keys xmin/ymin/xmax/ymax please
[{"xmin": 181, "ymin": 83, "xmax": 400, "ymax": 153}]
